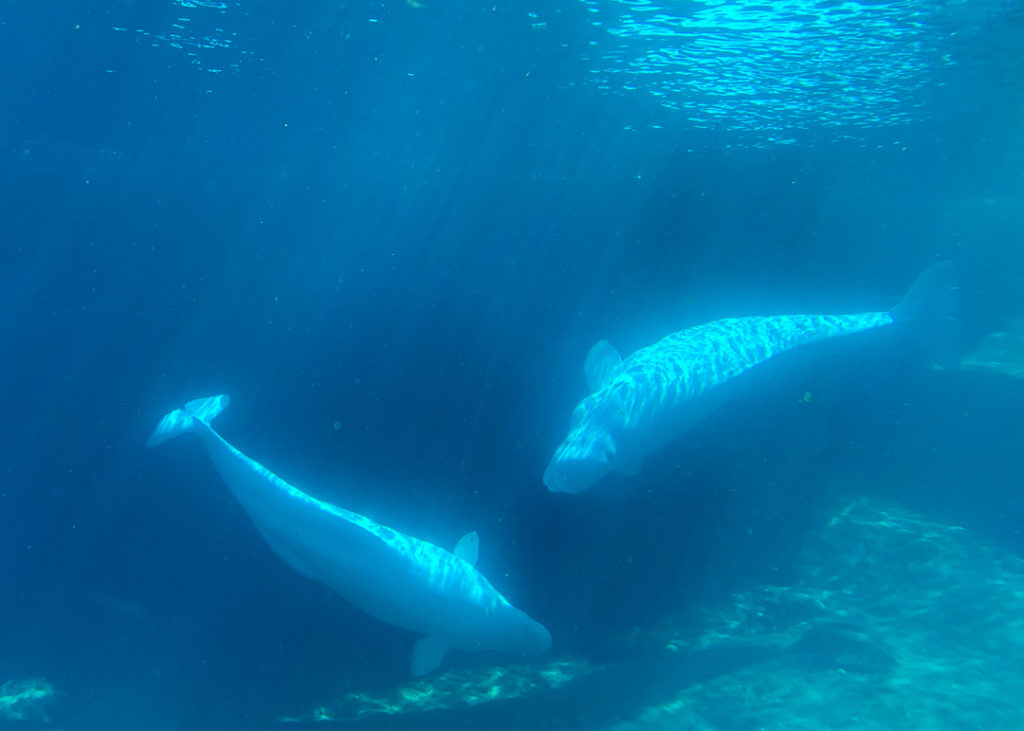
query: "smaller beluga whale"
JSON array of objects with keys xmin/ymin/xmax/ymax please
[
  {"xmin": 545, "ymin": 262, "xmax": 957, "ymax": 494},
  {"xmin": 148, "ymin": 395, "xmax": 551, "ymax": 675}
]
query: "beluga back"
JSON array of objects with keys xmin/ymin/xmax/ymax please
[
  {"xmin": 544, "ymin": 262, "xmax": 957, "ymax": 494},
  {"xmin": 148, "ymin": 395, "xmax": 551, "ymax": 675}
]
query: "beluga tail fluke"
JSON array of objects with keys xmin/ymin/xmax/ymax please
[
  {"xmin": 544, "ymin": 261, "xmax": 957, "ymax": 494},
  {"xmin": 149, "ymin": 395, "xmax": 551, "ymax": 675}
]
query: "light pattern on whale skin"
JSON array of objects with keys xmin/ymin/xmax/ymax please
[
  {"xmin": 613, "ymin": 311, "xmax": 893, "ymax": 427},
  {"xmin": 209, "ymin": 429, "xmax": 510, "ymax": 615},
  {"xmin": 150, "ymin": 393, "xmax": 551, "ymax": 674},
  {"xmin": 545, "ymin": 309, "xmax": 898, "ymax": 494}
]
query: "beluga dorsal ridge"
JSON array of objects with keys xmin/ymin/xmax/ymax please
[
  {"xmin": 544, "ymin": 261, "xmax": 957, "ymax": 494},
  {"xmin": 148, "ymin": 395, "xmax": 551, "ymax": 675}
]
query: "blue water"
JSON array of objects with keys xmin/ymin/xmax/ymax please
[{"xmin": 2, "ymin": 0, "xmax": 1023, "ymax": 728}]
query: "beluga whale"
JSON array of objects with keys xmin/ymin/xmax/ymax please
[
  {"xmin": 148, "ymin": 395, "xmax": 551, "ymax": 675},
  {"xmin": 544, "ymin": 262, "xmax": 957, "ymax": 494}
]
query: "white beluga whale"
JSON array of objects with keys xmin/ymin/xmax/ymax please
[
  {"xmin": 545, "ymin": 262, "xmax": 957, "ymax": 494},
  {"xmin": 148, "ymin": 395, "xmax": 551, "ymax": 675}
]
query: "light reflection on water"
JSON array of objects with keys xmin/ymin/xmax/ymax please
[{"xmin": 577, "ymin": 0, "xmax": 1022, "ymax": 145}]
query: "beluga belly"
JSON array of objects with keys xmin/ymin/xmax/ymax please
[
  {"xmin": 544, "ymin": 262, "xmax": 956, "ymax": 494},
  {"xmin": 148, "ymin": 395, "xmax": 551, "ymax": 675}
]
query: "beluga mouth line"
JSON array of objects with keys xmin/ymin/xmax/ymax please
[
  {"xmin": 544, "ymin": 261, "xmax": 957, "ymax": 494},
  {"xmin": 148, "ymin": 395, "xmax": 551, "ymax": 675}
]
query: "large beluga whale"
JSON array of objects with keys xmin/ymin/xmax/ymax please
[
  {"xmin": 544, "ymin": 262, "xmax": 957, "ymax": 494},
  {"xmin": 148, "ymin": 395, "xmax": 551, "ymax": 675}
]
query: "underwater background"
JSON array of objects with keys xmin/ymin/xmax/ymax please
[{"xmin": 2, "ymin": 0, "xmax": 1024, "ymax": 728}]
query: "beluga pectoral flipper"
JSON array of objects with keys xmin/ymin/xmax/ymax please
[
  {"xmin": 544, "ymin": 261, "xmax": 957, "ymax": 494},
  {"xmin": 148, "ymin": 395, "xmax": 551, "ymax": 675}
]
